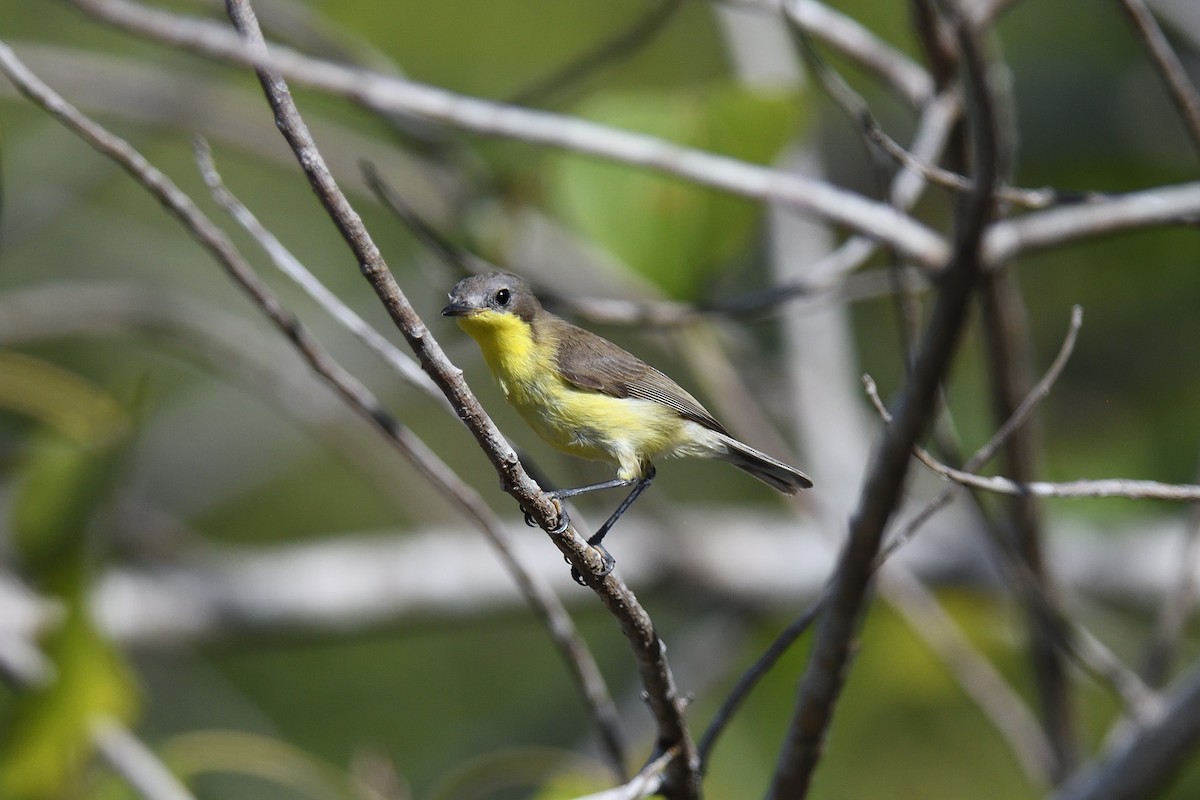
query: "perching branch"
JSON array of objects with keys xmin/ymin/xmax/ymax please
[{"xmin": 221, "ymin": 1, "xmax": 697, "ymax": 793}]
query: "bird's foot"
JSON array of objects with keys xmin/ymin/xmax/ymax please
[
  {"xmin": 523, "ymin": 497, "xmax": 569, "ymax": 533},
  {"xmin": 570, "ymin": 544, "xmax": 615, "ymax": 586}
]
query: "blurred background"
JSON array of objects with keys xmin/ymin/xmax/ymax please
[{"xmin": 1, "ymin": 0, "xmax": 1199, "ymax": 798}]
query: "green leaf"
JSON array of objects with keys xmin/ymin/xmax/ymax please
[
  {"xmin": 3, "ymin": 353, "xmax": 130, "ymax": 575},
  {"xmin": 548, "ymin": 84, "xmax": 807, "ymax": 299},
  {"xmin": 0, "ymin": 605, "xmax": 139, "ymax": 799},
  {"xmin": 0, "ymin": 358, "xmax": 139, "ymax": 798}
]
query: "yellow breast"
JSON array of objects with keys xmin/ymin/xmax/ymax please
[{"xmin": 457, "ymin": 311, "xmax": 686, "ymax": 479}]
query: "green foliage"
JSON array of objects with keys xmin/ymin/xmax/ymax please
[
  {"xmin": 0, "ymin": 354, "xmax": 138, "ymax": 799},
  {"xmin": 0, "ymin": 607, "xmax": 138, "ymax": 799},
  {"xmin": 548, "ymin": 84, "xmax": 806, "ymax": 298}
]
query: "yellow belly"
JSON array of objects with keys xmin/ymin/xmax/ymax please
[{"xmin": 511, "ymin": 381, "xmax": 689, "ymax": 480}]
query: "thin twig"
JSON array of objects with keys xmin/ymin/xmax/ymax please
[
  {"xmin": 1117, "ymin": 0, "xmax": 1200, "ymax": 157},
  {"xmin": 192, "ymin": 137, "xmax": 446, "ymax": 404},
  {"xmin": 572, "ymin": 744, "xmax": 681, "ymax": 800},
  {"xmin": 912, "ymin": 459, "xmax": 1200, "ymax": 502},
  {"xmin": 221, "ymin": 1, "xmax": 698, "ymax": 792},
  {"xmin": 507, "ymin": 0, "xmax": 684, "ymax": 107},
  {"xmin": 92, "ymin": 716, "xmax": 198, "ymax": 800},
  {"xmin": 983, "ymin": 182, "xmax": 1200, "ymax": 267},
  {"xmin": 877, "ymin": 567, "xmax": 1057, "ymax": 787},
  {"xmin": 361, "ymin": 160, "xmax": 494, "ymax": 278},
  {"xmin": 697, "ymin": 590, "xmax": 827, "ymax": 769},
  {"xmin": 766, "ymin": 11, "xmax": 1000, "ymax": 797},
  {"xmin": 863, "ymin": 378, "xmax": 1163, "ymax": 722},
  {"xmin": 784, "ymin": 7, "xmax": 1054, "ymax": 211},
  {"xmin": 878, "ymin": 304, "xmax": 1084, "ymax": 563},
  {"xmin": 0, "ymin": 38, "xmax": 631, "ymax": 781},
  {"xmin": 1142, "ymin": 457, "xmax": 1200, "ymax": 686}
]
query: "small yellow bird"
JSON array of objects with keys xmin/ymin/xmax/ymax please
[{"xmin": 442, "ymin": 272, "xmax": 811, "ymax": 578}]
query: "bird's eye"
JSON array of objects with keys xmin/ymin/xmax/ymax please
[{"xmin": 494, "ymin": 288, "xmax": 510, "ymax": 306}]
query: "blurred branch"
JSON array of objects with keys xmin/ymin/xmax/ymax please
[
  {"xmin": 542, "ymin": 88, "xmax": 960, "ymax": 329},
  {"xmin": 983, "ymin": 182, "xmax": 1200, "ymax": 266},
  {"xmin": 1118, "ymin": 0, "xmax": 1200, "ymax": 156},
  {"xmin": 704, "ymin": 306, "xmax": 1080, "ymax": 784},
  {"xmin": 0, "ymin": 515, "xmax": 1184, "ymax": 645},
  {"xmin": 878, "ymin": 304, "xmax": 1082, "ymax": 561},
  {"xmin": 876, "ymin": 567, "xmax": 1057, "ymax": 787},
  {"xmin": 92, "ymin": 717, "xmax": 198, "ymax": 800},
  {"xmin": 572, "ymin": 744, "xmax": 680, "ymax": 800},
  {"xmin": 1054, "ymin": 663, "xmax": 1200, "ymax": 800},
  {"xmin": 1142, "ymin": 458, "xmax": 1200, "ymax": 686},
  {"xmin": 66, "ymin": 0, "xmax": 952, "ymax": 269},
  {"xmin": 864, "ymin": 377, "xmax": 1163, "ymax": 722},
  {"xmin": 191, "ymin": 137, "xmax": 446, "ymax": 405},
  {"xmin": 767, "ymin": 11, "xmax": 1000, "ymax": 797},
  {"xmin": 222, "ymin": 0, "xmax": 695, "ymax": 791},
  {"xmin": 719, "ymin": 0, "xmax": 935, "ymax": 106},
  {"xmin": 0, "ymin": 39, "xmax": 630, "ymax": 779},
  {"xmin": 507, "ymin": 0, "xmax": 684, "ymax": 107},
  {"xmin": 979, "ymin": 210, "xmax": 1077, "ymax": 779},
  {"xmin": 785, "ymin": 10, "xmax": 1053, "ymax": 211}
]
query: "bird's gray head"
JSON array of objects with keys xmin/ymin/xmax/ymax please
[{"xmin": 441, "ymin": 272, "xmax": 543, "ymax": 322}]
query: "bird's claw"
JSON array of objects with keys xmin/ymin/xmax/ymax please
[
  {"xmin": 522, "ymin": 498, "xmax": 569, "ymax": 534},
  {"xmin": 570, "ymin": 544, "xmax": 615, "ymax": 586}
]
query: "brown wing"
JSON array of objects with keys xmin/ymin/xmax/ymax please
[{"xmin": 549, "ymin": 317, "xmax": 729, "ymax": 435}]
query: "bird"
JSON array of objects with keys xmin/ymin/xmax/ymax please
[{"xmin": 442, "ymin": 272, "xmax": 811, "ymax": 581}]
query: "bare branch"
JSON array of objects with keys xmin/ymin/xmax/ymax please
[
  {"xmin": 92, "ymin": 717, "xmax": 197, "ymax": 800},
  {"xmin": 66, "ymin": 0, "xmax": 951, "ymax": 269},
  {"xmin": 766, "ymin": 11, "xmax": 1000, "ymax": 797},
  {"xmin": 722, "ymin": 0, "xmax": 935, "ymax": 106},
  {"xmin": 571, "ymin": 745, "xmax": 680, "ymax": 800},
  {"xmin": 983, "ymin": 182, "xmax": 1200, "ymax": 266},
  {"xmin": 913, "ymin": 458, "xmax": 1200, "ymax": 502},
  {"xmin": 1118, "ymin": 0, "xmax": 1200, "ymax": 156},
  {"xmin": 864, "ymin": 378, "xmax": 1163, "ymax": 722},
  {"xmin": 507, "ymin": 0, "xmax": 684, "ymax": 107},
  {"xmin": 878, "ymin": 304, "xmax": 1084, "ymax": 563},
  {"xmin": 192, "ymin": 137, "xmax": 445, "ymax": 405},
  {"xmin": 1142, "ymin": 459, "xmax": 1200, "ymax": 685},
  {"xmin": 1053, "ymin": 663, "xmax": 1200, "ymax": 800}
]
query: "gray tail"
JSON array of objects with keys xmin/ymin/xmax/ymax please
[{"xmin": 714, "ymin": 433, "xmax": 813, "ymax": 495}]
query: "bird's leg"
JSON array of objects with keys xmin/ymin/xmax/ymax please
[
  {"xmin": 570, "ymin": 467, "xmax": 656, "ymax": 586},
  {"xmin": 522, "ymin": 477, "xmax": 639, "ymax": 529}
]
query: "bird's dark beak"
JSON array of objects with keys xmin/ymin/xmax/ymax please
[{"xmin": 441, "ymin": 300, "xmax": 472, "ymax": 317}]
